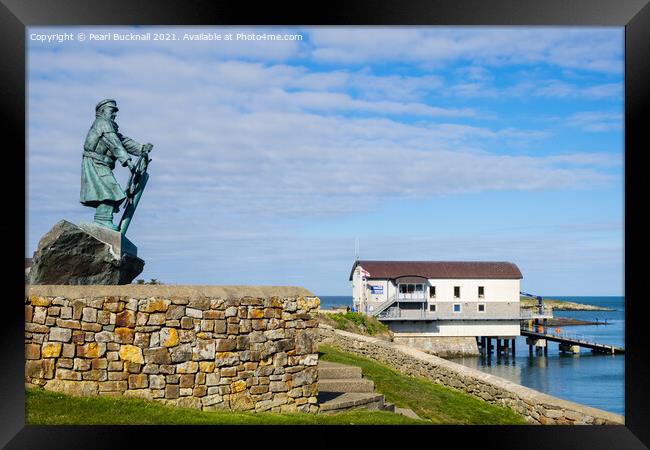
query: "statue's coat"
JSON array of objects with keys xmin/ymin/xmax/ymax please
[{"xmin": 80, "ymin": 117, "xmax": 143, "ymax": 205}]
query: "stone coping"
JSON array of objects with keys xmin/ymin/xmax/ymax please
[
  {"xmin": 322, "ymin": 327, "xmax": 624, "ymax": 425},
  {"xmin": 26, "ymin": 285, "xmax": 314, "ymax": 299}
]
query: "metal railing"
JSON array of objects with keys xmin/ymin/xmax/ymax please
[
  {"xmin": 519, "ymin": 308, "xmax": 553, "ymax": 319},
  {"xmin": 377, "ymin": 308, "xmax": 522, "ymax": 321}
]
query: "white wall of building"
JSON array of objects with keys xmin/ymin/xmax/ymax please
[
  {"xmin": 428, "ymin": 278, "xmax": 520, "ymax": 304},
  {"xmin": 388, "ymin": 320, "xmax": 520, "ymax": 337}
]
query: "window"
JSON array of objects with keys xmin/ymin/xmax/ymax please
[
  {"xmin": 454, "ymin": 286, "xmax": 460, "ymax": 298},
  {"xmin": 478, "ymin": 303, "xmax": 486, "ymax": 313},
  {"xmin": 399, "ymin": 283, "xmax": 424, "ymax": 295},
  {"xmin": 429, "ymin": 304, "xmax": 436, "ymax": 312},
  {"xmin": 453, "ymin": 303, "xmax": 462, "ymax": 313},
  {"xmin": 478, "ymin": 286, "xmax": 485, "ymax": 298},
  {"xmin": 429, "ymin": 286, "xmax": 436, "ymax": 298}
]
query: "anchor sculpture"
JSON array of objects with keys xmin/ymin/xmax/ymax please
[{"xmin": 119, "ymin": 142, "xmax": 153, "ymax": 236}]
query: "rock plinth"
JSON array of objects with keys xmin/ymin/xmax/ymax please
[{"xmin": 27, "ymin": 220, "xmax": 144, "ymax": 285}]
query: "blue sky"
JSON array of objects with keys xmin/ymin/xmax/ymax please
[{"xmin": 26, "ymin": 26, "xmax": 624, "ymax": 296}]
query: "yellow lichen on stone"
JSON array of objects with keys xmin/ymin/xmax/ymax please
[
  {"xmin": 199, "ymin": 361, "xmax": 215, "ymax": 372},
  {"xmin": 140, "ymin": 298, "xmax": 170, "ymax": 313},
  {"xmin": 78, "ymin": 342, "xmax": 102, "ymax": 358},
  {"xmin": 231, "ymin": 380, "xmax": 247, "ymax": 393},
  {"xmin": 119, "ymin": 344, "xmax": 144, "ymax": 364},
  {"xmin": 248, "ymin": 309, "xmax": 264, "ymax": 319},
  {"xmin": 161, "ymin": 328, "xmax": 179, "ymax": 347},
  {"xmin": 30, "ymin": 296, "xmax": 51, "ymax": 307},
  {"xmin": 41, "ymin": 342, "xmax": 62, "ymax": 358}
]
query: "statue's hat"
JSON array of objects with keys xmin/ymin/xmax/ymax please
[{"xmin": 95, "ymin": 99, "xmax": 119, "ymax": 112}]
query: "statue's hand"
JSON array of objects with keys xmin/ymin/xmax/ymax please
[
  {"xmin": 127, "ymin": 160, "xmax": 136, "ymax": 173},
  {"xmin": 143, "ymin": 143, "xmax": 154, "ymax": 153}
]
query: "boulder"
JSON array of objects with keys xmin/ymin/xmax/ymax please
[{"xmin": 27, "ymin": 220, "xmax": 144, "ymax": 285}]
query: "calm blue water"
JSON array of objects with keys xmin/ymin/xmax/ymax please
[{"xmin": 318, "ymin": 295, "xmax": 625, "ymax": 416}]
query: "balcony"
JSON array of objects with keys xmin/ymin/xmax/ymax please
[
  {"xmin": 395, "ymin": 293, "xmax": 427, "ymax": 302},
  {"xmin": 377, "ymin": 307, "xmax": 522, "ymax": 321}
]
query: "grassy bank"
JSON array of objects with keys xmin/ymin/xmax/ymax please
[
  {"xmin": 318, "ymin": 345, "xmax": 526, "ymax": 425},
  {"xmin": 26, "ymin": 387, "xmax": 424, "ymax": 425},
  {"xmin": 317, "ymin": 311, "xmax": 393, "ymax": 340},
  {"xmin": 520, "ymin": 296, "xmax": 614, "ymax": 311}
]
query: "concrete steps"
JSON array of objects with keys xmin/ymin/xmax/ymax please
[
  {"xmin": 317, "ymin": 360, "xmax": 423, "ymax": 420},
  {"xmin": 317, "ymin": 361, "xmax": 391, "ymax": 414},
  {"xmin": 318, "ymin": 378, "xmax": 375, "ymax": 393}
]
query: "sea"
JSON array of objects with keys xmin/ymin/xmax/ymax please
[{"xmin": 317, "ymin": 295, "xmax": 625, "ymax": 416}]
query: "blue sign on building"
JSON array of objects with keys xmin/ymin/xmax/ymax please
[{"xmin": 369, "ymin": 285, "xmax": 384, "ymax": 294}]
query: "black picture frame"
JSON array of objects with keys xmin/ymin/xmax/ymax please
[{"xmin": 3, "ymin": 0, "xmax": 648, "ymax": 448}]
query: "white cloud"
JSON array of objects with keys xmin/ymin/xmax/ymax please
[
  {"xmin": 563, "ymin": 111, "xmax": 623, "ymax": 132},
  {"xmin": 307, "ymin": 28, "xmax": 623, "ymax": 74}
]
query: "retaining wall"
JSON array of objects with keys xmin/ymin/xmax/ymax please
[
  {"xmin": 25, "ymin": 285, "xmax": 320, "ymax": 413},
  {"xmin": 318, "ymin": 325, "xmax": 624, "ymax": 425}
]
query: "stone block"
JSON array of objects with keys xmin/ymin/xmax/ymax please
[
  {"xmin": 206, "ymin": 373, "xmax": 221, "ymax": 386},
  {"xmin": 119, "ymin": 344, "xmax": 144, "ymax": 364},
  {"xmin": 99, "ymin": 381, "xmax": 127, "ymax": 392},
  {"xmin": 177, "ymin": 361, "xmax": 199, "ymax": 374},
  {"xmin": 186, "ymin": 308, "xmax": 202, "ymax": 319},
  {"xmin": 33, "ymin": 307, "xmax": 47, "ymax": 324},
  {"xmin": 45, "ymin": 379, "xmax": 98, "ymax": 397},
  {"xmin": 166, "ymin": 305, "xmax": 185, "ymax": 320},
  {"xmin": 139, "ymin": 298, "xmax": 171, "ymax": 313},
  {"xmin": 147, "ymin": 313, "xmax": 166, "ymax": 326},
  {"xmin": 94, "ymin": 331, "xmax": 113, "ymax": 343},
  {"xmin": 199, "ymin": 361, "xmax": 215, "ymax": 373},
  {"xmin": 188, "ymin": 298, "xmax": 211, "ymax": 310},
  {"xmin": 136, "ymin": 312, "xmax": 149, "ymax": 326},
  {"xmin": 115, "ymin": 310, "xmax": 136, "ymax": 328},
  {"xmin": 55, "ymin": 369, "xmax": 82, "ymax": 381},
  {"xmin": 25, "ymin": 343, "xmax": 41, "ymax": 360},
  {"xmin": 55, "ymin": 319, "xmax": 81, "ymax": 330},
  {"xmin": 26, "ymin": 359, "xmax": 55, "ymax": 379},
  {"xmin": 215, "ymin": 339, "xmax": 236, "ymax": 352},
  {"xmin": 144, "ymin": 347, "xmax": 171, "ymax": 365},
  {"xmin": 143, "ymin": 363, "xmax": 160, "ymax": 374},
  {"xmin": 213, "ymin": 320, "xmax": 227, "ymax": 334},
  {"xmin": 179, "ymin": 374, "xmax": 195, "ymax": 388},
  {"xmin": 25, "ymin": 305, "xmax": 34, "ymax": 322},
  {"xmin": 30, "ymin": 296, "xmax": 52, "ymax": 307},
  {"xmin": 170, "ymin": 343, "xmax": 192, "ymax": 363},
  {"xmin": 150, "ymin": 374, "xmax": 166, "ymax": 389},
  {"xmin": 81, "ymin": 322, "xmax": 102, "ymax": 332},
  {"xmin": 180, "ymin": 317, "xmax": 194, "ymax": 329},
  {"xmin": 42, "ymin": 342, "xmax": 63, "ymax": 358},
  {"xmin": 192, "ymin": 385, "xmax": 208, "ymax": 397},
  {"xmin": 193, "ymin": 341, "xmax": 216, "ymax": 361},
  {"xmin": 128, "ymin": 374, "xmax": 149, "ymax": 389},
  {"xmin": 49, "ymin": 327, "xmax": 72, "ymax": 342},
  {"xmin": 114, "ymin": 327, "xmax": 135, "ymax": 344},
  {"xmin": 160, "ymin": 328, "xmax": 179, "ymax": 347},
  {"xmin": 82, "ymin": 307, "xmax": 97, "ymax": 323}
]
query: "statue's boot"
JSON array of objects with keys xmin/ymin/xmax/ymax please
[{"xmin": 94, "ymin": 202, "xmax": 120, "ymax": 231}]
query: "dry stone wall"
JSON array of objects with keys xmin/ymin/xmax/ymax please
[
  {"xmin": 25, "ymin": 285, "xmax": 320, "ymax": 413},
  {"xmin": 318, "ymin": 325, "xmax": 624, "ymax": 425}
]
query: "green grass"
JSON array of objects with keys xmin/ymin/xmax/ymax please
[
  {"xmin": 319, "ymin": 345, "xmax": 527, "ymax": 425},
  {"xmin": 25, "ymin": 387, "xmax": 425, "ymax": 425},
  {"xmin": 320, "ymin": 312, "xmax": 391, "ymax": 337}
]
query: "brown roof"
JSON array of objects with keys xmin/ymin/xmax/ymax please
[{"xmin": 350, "ymin": 260, "xmax": 522, "ymax": 280}]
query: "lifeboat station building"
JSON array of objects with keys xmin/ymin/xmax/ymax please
[{"xmin": 350, "ymin": 260, "xmax": 524, "ymax": 356}]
